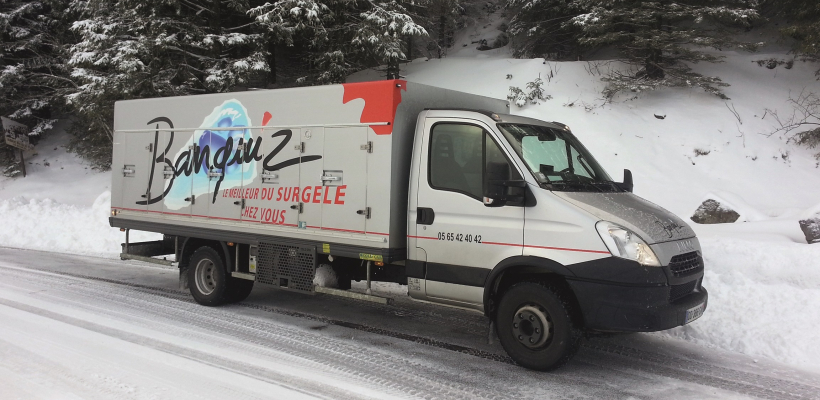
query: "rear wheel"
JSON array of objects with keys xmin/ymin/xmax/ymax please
[
  {"xmin": 188, "ymin": 247, "xmax": 228, "ymax": 306},
  {"xmin": 496, "ymin": 282, "xmax": 582, "ymax": 371}
]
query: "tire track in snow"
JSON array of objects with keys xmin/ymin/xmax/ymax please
[
  {"xmin": 582, "ymin": 343, "xmax": 820, "ymax": 400},
  {"xmin": 0, "ymin": 265, "xmax": 606, "ymax": 400},
  {"xmin": 3, "ymin": 261, "xmax": 819, "ymax": 399},
  {"xmin": 0, "ymin": 297, "xmax": 379, "ymax": 400}
]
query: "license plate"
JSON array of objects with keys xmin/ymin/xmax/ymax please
[{"xmin": 685, "ymin": 302, "xmax": 705, "ymax": 324}]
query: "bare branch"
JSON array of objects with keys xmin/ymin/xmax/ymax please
[{"xmin": 725, "ymin": 102, "xmax": 742, "ymax": 125}]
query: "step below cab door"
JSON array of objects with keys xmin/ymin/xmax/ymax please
[{"xmin": 413, "ymin": 118, "xmax": 525, "ymax": 308}]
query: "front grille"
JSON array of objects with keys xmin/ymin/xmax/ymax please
[
  {"xmin": 669, "ymin": 280, "xmax": 698, "ymax": 302},
  {"xmin": 668, "ymin": 251, "xmax": 703, "ymax": 276}
]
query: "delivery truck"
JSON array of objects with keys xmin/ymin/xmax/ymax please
[{"xmin": 110, "ymin": 79, "xmax": 707, "ymax": 370}]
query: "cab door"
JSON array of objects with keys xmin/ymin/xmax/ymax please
[{"xmin": 414, "ymin": 119, "xmax": 525, "ymax": 307}]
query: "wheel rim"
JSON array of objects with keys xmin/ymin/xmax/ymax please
[
  {"xmin": 195, "ymin": 258, "xmax": 217, "ymax": 296},
  {"xmin": 512, "ymin": 305, "xmax": 552, "ymax": 349}
]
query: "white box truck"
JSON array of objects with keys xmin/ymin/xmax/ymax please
[{"xmin": 110, "ymin": 80, "xmax": 707, "ymax": 370}]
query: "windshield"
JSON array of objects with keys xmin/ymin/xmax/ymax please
[{"xmin": 497, "ymin": 123, "xmax": 619, "ymax": 192}]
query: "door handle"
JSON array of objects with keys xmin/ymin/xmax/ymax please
[
  {"xmin": 357, "ymin": 207, "xmax": 371, "ymax": 219},
  {"xmin": 417, "ymin": 207, "xmax": 435, "ymax": 225}
]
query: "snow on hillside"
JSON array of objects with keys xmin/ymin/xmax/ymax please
[
  {"xmin": 2, "ymin": 21, "xmax": 820, "ymax": 371},
  {"xmin": 352, "ymin": 53, "xmax": 820, "ymax": 225}
]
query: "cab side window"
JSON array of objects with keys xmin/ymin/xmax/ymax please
[{"xmin": 429, "ymin": 123, "xmax": 520, "ymax": 200}]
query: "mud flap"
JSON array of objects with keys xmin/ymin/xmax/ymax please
[{"xmin": 179, "ymin": 266, "xmax": 189, "ymax": 291}]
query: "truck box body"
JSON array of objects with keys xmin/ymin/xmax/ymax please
[
  {"xmin": 111, "ymin": 80, "xmax": 708, "ymax": 371},
  {"xmin": 110, "ymin": 80, "xmax": 507, "ymax": 262}
]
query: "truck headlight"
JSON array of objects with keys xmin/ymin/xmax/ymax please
[{"xmin": 595, "ymin": 221, "xmax": 661, "ymax": 267}]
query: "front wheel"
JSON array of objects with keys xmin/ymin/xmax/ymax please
[{"xmin": 496, "ymin": 282, "xmax": 582, "ymax": 371}]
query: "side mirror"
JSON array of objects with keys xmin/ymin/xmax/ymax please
[
  {"xmin": 617, "ymin": 169, "xmax": 633, "ymax": 193},
  {"xmin": 484, "ymin": 180, "xmax": 528, "ymax": 207},
  {"xmin": 483, "ymin": 196, "xmax": 504, "ymax": 207}
]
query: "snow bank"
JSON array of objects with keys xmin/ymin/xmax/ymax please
[
  {"xmin": 0, "ymin": 124, "xmax": 111, "ymax": 207},
  {"xmin": 0, "ymin": 191, "xmax": 158, "ymax": 257},
  {"xmin": 801, "ymin": 201, "xmax": 820, "ymax": 220},
  {"xmin": 314, "ymin": 264, "xmax": 338, "ymax": 288},
  {"xmin": 658, "ymin": 237, "xmax": 820, "ymax": 370}
]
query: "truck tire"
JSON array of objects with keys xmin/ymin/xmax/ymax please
[
  {"xmin": 226, "ymin": 279, "xmax": 254, "ymax": 303},
  {"xmin": 188, "ymin": 247, "xmax": 228, "ymax": 306},
  {"xmin": 495, "ymin": 282, "xmax": 582, "ymax": 371}
]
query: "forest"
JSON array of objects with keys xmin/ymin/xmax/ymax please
[{"xmin": 1, "ymin": 0, "xmax": 818, "ymax": 170}]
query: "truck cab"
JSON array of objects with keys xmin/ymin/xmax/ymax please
[{"xmin": 406, "ymin": 110, "xmax": 707, "ymax": 370}]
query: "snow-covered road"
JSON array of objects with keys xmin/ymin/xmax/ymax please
[{"xmin": 0, "ymin": 247, "xmax": 817, "ymax": 400}]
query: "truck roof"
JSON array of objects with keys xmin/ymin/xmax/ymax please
[{"xmin": 423, "ymin": 109, "xmax": 568, "ymax": 132}]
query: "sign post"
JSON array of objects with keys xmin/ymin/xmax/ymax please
[{"xmin": 1, "ymin": 117, "xmax": 34, "ymax": 177}]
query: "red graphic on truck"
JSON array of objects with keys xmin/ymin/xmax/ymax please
[{"xmin": 342, "ymin": 80, "xmax": 406, "ymax": 135}]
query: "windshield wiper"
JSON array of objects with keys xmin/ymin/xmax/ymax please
[
  {"xmin": 549, "ymin": 180, "xmax": 604, "ymax": 192},
  {"xmin": 589, "ymin": 180, "xmax": 622, "ymax": 191}
]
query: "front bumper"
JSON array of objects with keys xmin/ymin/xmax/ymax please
[{"xmin": 567, "ymin": 278, "xmax": 708, "ymax": 332}]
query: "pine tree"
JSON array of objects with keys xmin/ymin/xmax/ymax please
[
  {"xmin": 0, "ymin": 0, "xmax": 73, "ymax": 140},
  {"xmin": 251, "ymin": 0, "xmax": 427, "ymax": 83},
  {"xmin": 356, "ymin": 1, "xmax": 427, "ymax": 78},
  {"xmin": 426, "ymin": 0, "xmax": 460, "ymax": 58},
  {"xmin": 65, "ymin": 0, "xmax": 267, "ymax": 168},
  {"xmin": 506, "ymin": 0, "xmax": 579, "ymax": 59},
  {"xmin": 568, "ymin": 0, "xmax": 761, "ymax": 99}
]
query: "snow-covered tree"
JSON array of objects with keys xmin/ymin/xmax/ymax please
[
  {"xmin": 0, "ymin": 0, "xmax": 73, "ymax": 141},
  {"xmin": 569, "ymin": 0, "xmax": 761, "ymax": 99},
  {"xmin": 251, "ymin": 0, "xmax": 427, "ymax": 83},
  {"xmin": 506, "ymin": 0, "xmax": 579, "ymax": 59},
  {"xmin": 65, "ymin": 0, "xmax": 267, "ymax": 168},
  {"xmin": 357, "ymin": 1, "xmax": 428, "ymax": 78}
]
